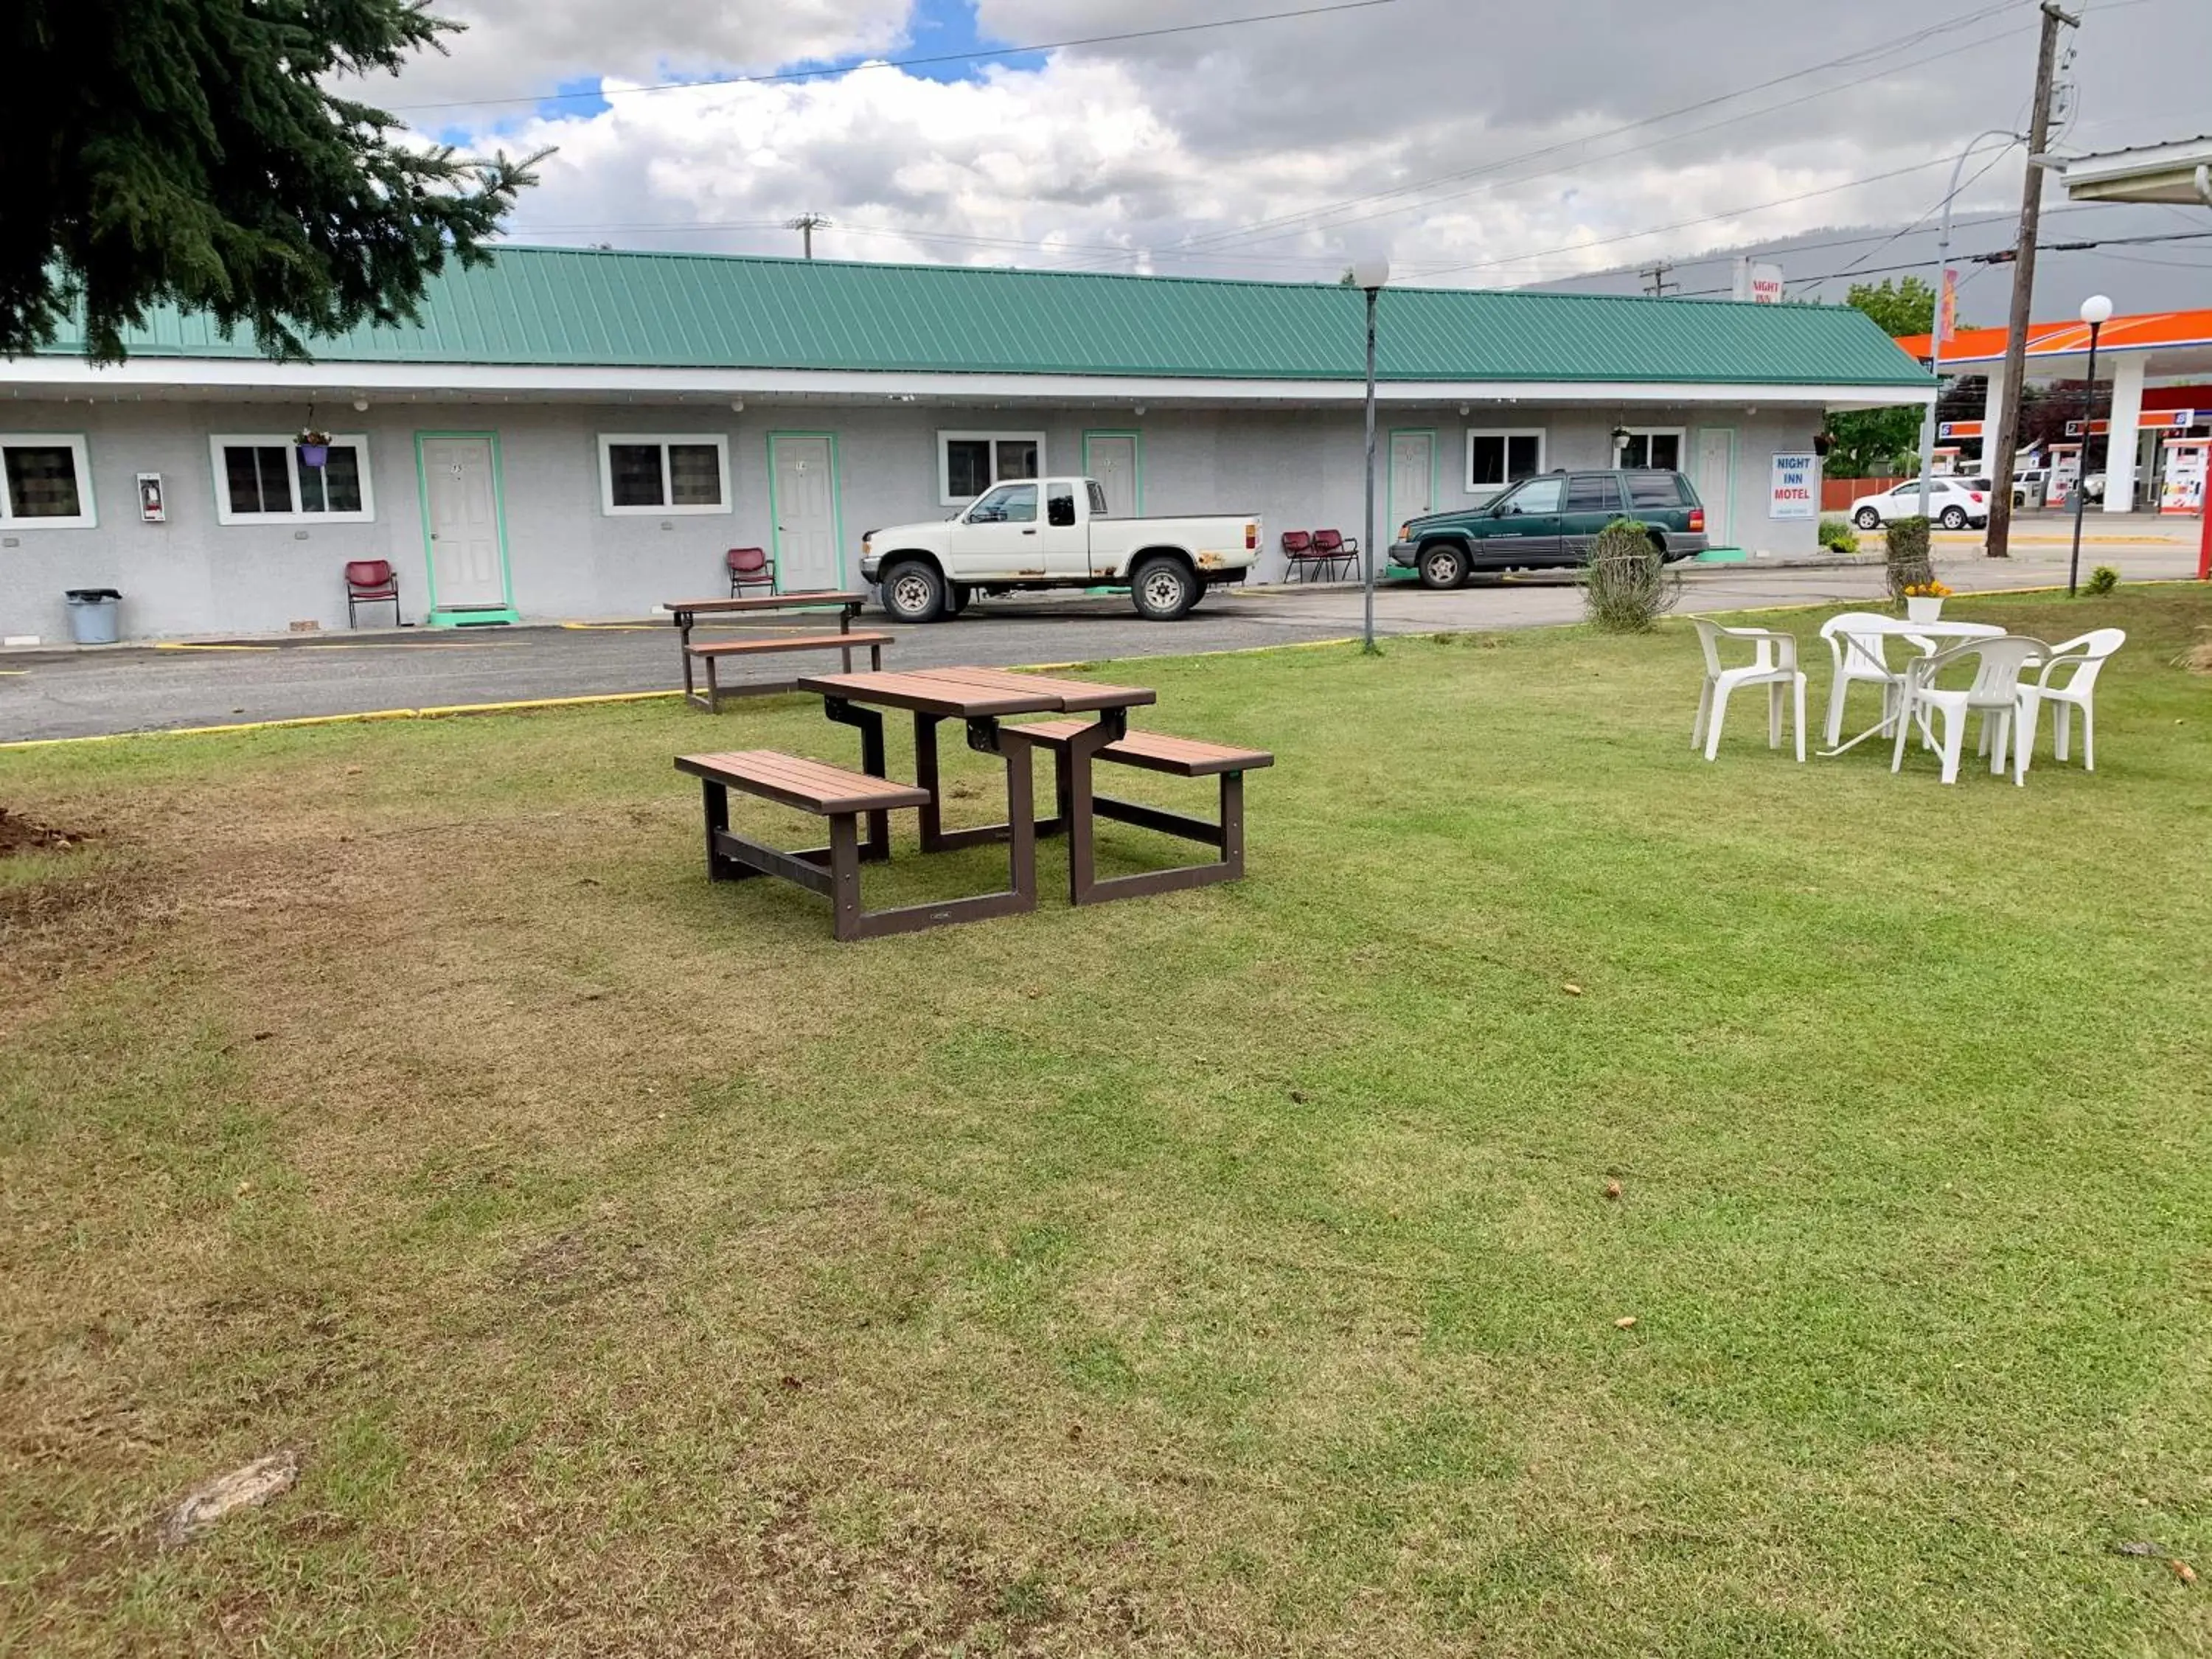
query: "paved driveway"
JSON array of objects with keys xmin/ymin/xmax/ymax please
[{"xmin": 3, "ymin": 543, "xmax": 2199, "ymax": 743}]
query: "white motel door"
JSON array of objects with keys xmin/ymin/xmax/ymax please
[
  {"xmin": 1389, "ymin": 431, "xmax": 1436, "ymax": 531},
  {"xmin": 1088, "ymin": 435, "xmax": 1138, "ymax": 515},
  {"xmin": 421, "ymin": 437, "xmax": 507, "ymax": 610},
  {"xmin": 771, "ymin": 435, "xmax": 841, "ymax": 590},
  {"xmin": 1694, "ymin": 428, "xmax": 1736, "ymax": 546}
]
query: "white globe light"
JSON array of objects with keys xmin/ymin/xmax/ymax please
[
  {"xmin": 1351, "ymin": 255, "xmax": 1391, "ymax": 291},
  {"xmin": 2079, "ymin": 293, "xmax": 2114, "ymax": 326}
]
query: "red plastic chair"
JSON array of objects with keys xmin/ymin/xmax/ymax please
[
  {"xmin": 343, "ymin": 560, "xmax": 400, "ymax": 627},
  {"xmin": 1310, "ymin": 529, "xmax": 1360, "ymax": 581},
  {"xmin": 1280, "ymin": 529, "xmax": 1326, "ymax": 583},
  {"xmin": 726, "ymin": 546, "xmax": 776, "ymax": 596}
]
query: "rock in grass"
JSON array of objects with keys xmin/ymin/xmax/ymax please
[{"xmin": 157, "ymin": 1450, "xmax": 300, "ymax": 1548}]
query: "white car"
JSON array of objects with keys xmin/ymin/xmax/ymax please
[
  {"xmin": 860, "ymin": 476, "xmax": 1260, "ymax": 622},
  {"xmin": 1849, "ymin": 478, "xmax": 1990, "ymax": 531}
]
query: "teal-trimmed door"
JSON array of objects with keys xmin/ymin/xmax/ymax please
[
  {"xmin": 769, "ymin": 434, "xmax": 843, "ymax": 591},
  {"xmin": 420, "ymin": 434, "xmax": 515, "ymax": 622},
  {"xmin": 1388, "ymin": 430, "xmax": 1436, "ymax": 532},
  {"xmin": 1693, "ymin": 428, "xmax": 1736, "ymax": 545},
  {"xmin": 1084, "ymin": 432, "xmax": 1141, "ymax": 516}
]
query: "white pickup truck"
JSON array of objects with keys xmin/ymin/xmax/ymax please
[{"xmin": 859, "ymin": 477, "xmax": 1261, "ymax": 622}]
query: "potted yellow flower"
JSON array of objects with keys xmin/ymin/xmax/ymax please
[{"xmin": 1902, "ymin": 580, "xmax": 1952, "ymax": 625}]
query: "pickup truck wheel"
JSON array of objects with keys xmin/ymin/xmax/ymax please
[
  {"xmin": 880, "ymin": 560, "xmax": 946, "ymax": 623},
  {"xmin": 1417, "ymin": 543, "xmax": 1469, "ymax": 590},
  {"xmin": 1130, "ymin": 556, "xmax": 1197, "ymax": 620}
]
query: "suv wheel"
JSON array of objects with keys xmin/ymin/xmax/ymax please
[
  {"xmin": 1854, "ymin": 507, "xmax": 1881, "ymax": 530},
  {"xmin": 1939, "ymin": 505, "xmax": 1968, "ymax": 530},
  {"xmin": 1130, "ymin": 555, "xmax": 1197, "ymax": 620},
  {"xmin": 1417, "ymin": 542, "xmax": 1470, "ymax": 589},
  {"xmin": 880, "ymin": 560, "xmax": 945, "ymax": 623}
]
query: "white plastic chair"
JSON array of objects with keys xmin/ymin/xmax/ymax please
[
  {"xmin": 2015, "ymin": 627, "xmax": 2125, "ymax": 772},
  {"xmin": 1891, "ymin": 636, "xmax": 2049, "ymax": 785},
  {"xmin": 1818, "ymin": 611, "xmax": 1917, "ymax": 747},
  {"xmin": 1692, "ymin": 620, "xmax": 1806, "ymax": 762}
]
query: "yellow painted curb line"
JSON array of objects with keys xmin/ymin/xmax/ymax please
[{"xmin": 0, "ymin": 689, "xmax": 684, "ymax": 751}]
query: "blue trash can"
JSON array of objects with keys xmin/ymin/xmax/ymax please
[{"xmin": 65, "ymin": 588, "xmax": 121, "ymax": 645}]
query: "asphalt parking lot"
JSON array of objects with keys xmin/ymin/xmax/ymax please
[{"xmin": 2, "ymin": 540, "xmax": 2201, "ymax": 743}]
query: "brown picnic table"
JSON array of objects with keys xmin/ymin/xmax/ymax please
[
  {"xmin": 676, "ymin": 665, "xmax": 1273, "ymax": 939},
  {"xmin": 665, "ymin": 590, "xmax": 888, "ymax": 712}
]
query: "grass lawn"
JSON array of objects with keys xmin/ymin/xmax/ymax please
[{"xmin": 4, "ymin": 587, "xmax": 2211, "ymax": 1655}]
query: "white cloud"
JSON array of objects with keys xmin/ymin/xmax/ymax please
[{"xmin": 386, "ymin": 0, "xmax": 2212, "ymax": 292}]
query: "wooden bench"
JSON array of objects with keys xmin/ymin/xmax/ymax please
[
  {"xmin": 1016, "ymin": 721, "xmax": 1273, "ymax": 905},
  {"xmin": 667, "ymin": 591, "xmax": 889, "ymax": 712},
  {"xmin": 677, "ymin": 750, "xmax": 1036, "ymax": 941}
]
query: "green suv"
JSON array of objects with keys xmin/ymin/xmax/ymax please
[{"xmin": 1387, "ymin": 468, "xmax": 1711, "ymax": 588}]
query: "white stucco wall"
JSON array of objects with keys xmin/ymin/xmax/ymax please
[{"xmin": 0, "ymin": 397, "xmax": 1829, "ymax": 641}]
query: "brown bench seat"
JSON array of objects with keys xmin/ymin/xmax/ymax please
[
  {"xmin": 681, "ymin": 631, "xmax": 891, "ymax": 712},
  {"xmin": 678, "ymin": 750, "xmax": 1032, "ymax": 942},
  {"xmin": 1016, "ymin": 723, "xmax": 1274, "ymax": 777},
  {"xmin": 1014, "ymin": 720, "xmax": 1273, "ymax": 904},
  {"xmin": 666, "ymin": 590, "xmax": 886, "ymax": 712}
]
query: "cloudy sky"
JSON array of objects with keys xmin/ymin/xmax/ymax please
[{"xmin": 375, "ymin": 0, "xmax": 2211, "ymax": 304}]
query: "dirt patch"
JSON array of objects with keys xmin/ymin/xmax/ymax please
[{"xmin": 0, "ymin": 807, "xmax": 91, "ymax": 858}]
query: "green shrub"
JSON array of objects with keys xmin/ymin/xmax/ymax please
[
  {"xmin": 1582, "ymin": 517, "xmax": 1677, "ymax": 633},
  {"xmin": 1818, "ymin": 516, "xmax": 1860, "ymax": 555},
  {"xmin": 1884, "ymin": 515, "xmax": 1933, "ymax": 601},
  {"xmin": 2081, "ymin": 565, "xmax": 2119, "ymax": 597}
]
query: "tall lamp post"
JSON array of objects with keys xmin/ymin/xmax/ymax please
[
  {"xmin": 1917, "ymin": 130, "xmax": 2022, "ymax": 518},
  {"xmin": 2068, "ymin": 292, "xmax": 2113, "ymax": 597},
  {"xmin": 1352, "ymin": 255, "xmax": 1391, "ymax": 655}
]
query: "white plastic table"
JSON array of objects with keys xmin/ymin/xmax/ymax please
[{"xmin": 1820, "ymin": 616, "xmax": 2007, "ymax": 757}]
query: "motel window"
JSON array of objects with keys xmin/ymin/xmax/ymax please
[
  {"xmin": 209, "ymin": 435, "xmax": 372, "ymax": 525},
  {"xmin": 1465, "ymin": 429, "xmax": 1545, "ymax": 496},
  {"xmin": 939, "ymin": 431, "xmax": 1043, "ymax": 505},
  {"xmin": 1618, "ymin": 429, "xmax": 1684, "ymax": 470},
  {"xmin": 597, "ymin": 434, "xmax": 731, "ymax": 515},
  {"xmin": 0, "ymin": 435, "xmax": 97, "ymax": 528}
]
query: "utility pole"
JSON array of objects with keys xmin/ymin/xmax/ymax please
[
  {"xmin": 786, "ymin": 213, "xmax": 830, "ymax": 259},
  {"xmin": 1641, "ymin": 262, "xmax": 1678, "ymax": 298},
  {"xmin": 1983, "ymin": 1, "xmax": 2078, "ymax": 559}
]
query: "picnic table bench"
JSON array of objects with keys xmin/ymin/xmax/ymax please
[
  {"xmin": 667, "ymin": 591, "xmax": 889, "ymax": 712},
  {"xmin": 675, "ymin": 665, "xmax": 1273, "ymax": 939},
  {"xmin": 1017, "ymin": 721, "xmax": 1273, "ymax": 902}
]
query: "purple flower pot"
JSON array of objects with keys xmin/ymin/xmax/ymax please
[{"xmin": 298, "ymin": 442, "xmax": 329, "ymax": 469}]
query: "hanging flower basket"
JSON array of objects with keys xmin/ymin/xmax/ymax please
[{"xmin": 296, "ymin": 429, "xmax": 332, "ymax": 469}]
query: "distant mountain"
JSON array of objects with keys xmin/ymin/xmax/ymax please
[{"xmin": 1520, "ymin": 199, "xmax": 2210, "ymax": 322}]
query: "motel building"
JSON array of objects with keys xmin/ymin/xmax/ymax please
[
  {"xmin": 0, "ymin": 248, "xmax": 1930, "ymax": 641},
  {"xmin": 1896, "ymin": 307, "xmax": 2212, "ymax": 515}
]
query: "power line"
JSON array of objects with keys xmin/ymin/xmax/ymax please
[
  {"xmin": 1405, "ymin": 155, "xmax": 1969, "ymax": 282},
  {"xmin": 1063, "ymin": 0, "xmax": 2028, "ymax": 268},
  {"xmin": 391, "ymin": 0, "xmax": 1397, "ymax": 114},
  {"xmin": 1669, "ymin": 229, "xmax": 2212, "ymax": 296}
]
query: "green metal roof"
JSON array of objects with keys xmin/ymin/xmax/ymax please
[{"xmin": 44, "ymin": 246, "xmax": 1931, "ymax": 387}]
